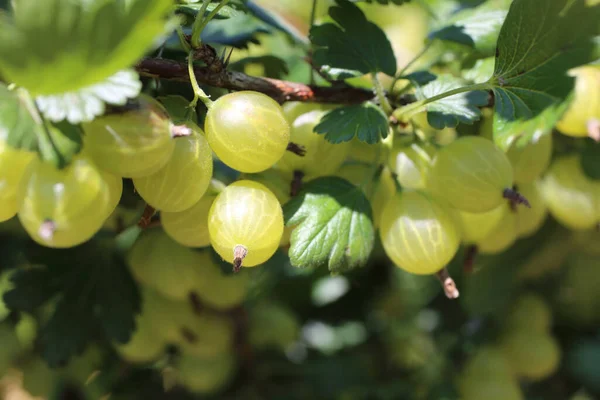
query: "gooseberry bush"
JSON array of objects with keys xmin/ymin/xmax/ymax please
[{"xmin": 0, "ymin": 0, "xmax": 599, "ymax": 399}]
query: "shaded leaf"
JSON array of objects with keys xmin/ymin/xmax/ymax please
[
  {"xmin": 401, "ymin": 71, "xmax": 437, "ymax": 86},
  {"xmin": 0, "ymin": 84, "xmax": 43, "ymax": 150},
  {"xmin": 415, "ymin": 75, "xmax": 489, "ymax": 129},
  {"xmin": 283, "ymin": 177, "xmax": 374, "ymax": 274},
  {"xmin": 581, "ymin": 142, "xmax": 600, "ymax": 180},
  {"xmin": 36, "ymin": 121, "xmax": 83, "ymax": 169},
  {"xmin": 490, "ymin": 0, "xmax": 600, "ymax": 150},
  {"xmin": 3, "ymin": 240, "xmax": 141, "ymax": 366},
  {"xmin": 230, "ymin": 55, "xmax": 289, "ymax": 79},
  {"xmin": 201, "ymin": 13, "xmax": 270, "ymax": 48},
  {"xmin": 157, "ymin": 95, "xmax": 198, "ymax": 125},
  {"xmin": 0, "ymin": 0, "xmax": 173, "ymax": 95},
  {"xmin": 175, "ymin": 3, "xmax": 241, "ymax": 25},
  {"xmin": 428, "ymin": 0, "xmax": 511, "ymax": 54},
  {"xmin": 310, "ymin": 0, "xmax": 397, "ymax": 77},
  {"xmin": 35, "ymin": 70, "xmax": 142, "ymax": 124},
  {"xmin": 314, "ymin": 103, "xmax": 389, "ymax": 144}
]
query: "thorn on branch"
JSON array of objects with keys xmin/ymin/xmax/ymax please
[
  {"xmin": 137, "ymin": 204, "xmax": 156, "ymax": 228},
  {"xmin": 503, "ymin": 187, "xmax": 530, "ymax": 209},
  {"xmin": 286, "ymin": 142, "xmax": 306, "ymax": 156},
  {"xmin": 436, "ymin": 268, "xmax": 460, "ymax": 299}
]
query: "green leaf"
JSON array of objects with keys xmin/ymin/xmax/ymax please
[
  {"xmin": 0, "ymin": 84, "xmax": 44, "ymax": 150},
  {"xmin": 314, "ymin": 103, "xmax": 389, "ymax": 144},
  {"xmin": 493, "ymin": 97, "xmax": 571, "ymax": 150},
  {"xmin": 0, "ymin": 0, "xmax": 173, "ymax": 95},
  {"xmin": 463, "ymin": 57, "xmax": 495, "ymax": 84},
  {"xmin": 201, "ymin": 14, "xmax": 270, "ymax": 48},
  {"xmin": 401, "ymin": 71, "xmax": 437, "ymax": 86},
  {"xmin": 0, "ymin": 83, "xmax": 83, "ymax": 168},
  {"xmin": 3, "ymin": 239, "xmax": 141, "ymax": 367},
  {"xmin": 283, "ymin": 177, "xmax": 375, "ymax": 274},
  {"xmin": 429, "ymin": 25, "xmax": 475, "ymax": 47},
  {"xmin": 157, "ymin": 95, "xmax": 198, "ymax": 125},
  {"xmin": 175, "ymin": 3, "xmax": 241, "ymax": 25},
  {"xmin": 490, "ymin": 0, "xmax": 600, "ymax": 150},
  {"xmin": 428, "ymin": 0, "xmax": 511, "ymax": 54},
  {"xmin": 353, "ymin": 0, "xmax": 411, "ymax": 4},
  {"xmin": 415, "ymin": 75, "xmax": 489, "ymax": 129},
  {"xmin": 310, "ymin": 0, "xmax": 397, "ymax": 77},
  {"xmin": 230, "ymin": 55, "xmax": 289, "ymax": 79},
  {"xmin": 581, "ymin": 141, "xmax": 600, "ymax": 180},
  {"xmin": 36, "ymin": 121, "xmax": 83, "ymax": 169},
  {"xmin": 35, "ymin": 70, "xmax": 142, "ymax": 124}
]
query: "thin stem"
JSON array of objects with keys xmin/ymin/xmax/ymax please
[
  {"xmin": 190, "ymin": 0, "xmax": 211, "ymax": 48},
  {"xmin": 372, "ymin": 75, "xmax": 393, "ymax": 116},
  {"xmin": 176, "ymin": 25, "xmax": 191, "ymax": 54},
  {"xmin": 187, "ymin": 51, "xmax": 213, "ymax": 109},
  {"xmin": 308, "ymin": 0, "xmax": 318, "ymax": 84},
  {"xmin": 390, "ymin": 41, "xmax": 433, "ymax": 92},
  {"xmin": 194, "ymin": 0, "xmax": 231, "ymax": 43},
  {"xmin": 393, "ymin": 82, "xmax": 491, "ymax": 121}
]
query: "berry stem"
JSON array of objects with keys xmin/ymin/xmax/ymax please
[
  {"xmin": 463, "ymin": 244, "xmax": 478, "ymax": 274},
  {"xmin": 187, "ymin": 51, "xmax": 214, "ymax": 110},
  {"xmin": 436, "ymin": 268, "xmax": 459, "ymax": 299},
  {"xmin": 291, "ymin": 170, "xmax": 304, "ymax": 197},
  {"xmin": 233, "ymin": 245, "xmax": 248, "ymax": 273},
  {"xmin": 137, "ymin": 204, "xmax": 156, "ymax": 228},
  {"xmin": 286, "ymin": 142, "xmax": 307, "ymax": 156},
  {"xmin": 503, "ymin": 187, "xmax": 531, "ymax": 208}
]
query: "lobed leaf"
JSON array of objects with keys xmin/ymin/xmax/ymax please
[
  {"xmin": 415, "ymin": 75, "xmax": 489, "ymax": 129},
  {"xmin": 0, "ymin": 0, "xmax": 173, "ymax": 95},
  {"xmin": 310, "ymin": 0, "xmax": 397, "ymax": 78},
  {"xmin": 489, "ymin": 0, "xmax": 600, "ymax": 149},
  {"xmin": 35, "ymin": 70, "xmax": 142, "ymax": 124},
  {"xmin": 314, "ymin": 103, "xmax": 389, "ymax": 144},
  {"xmin": 3, "ymin": 240, "xmax": 141, "ymax": 367},
  {"xmin": 428, "ymin": 0, "xmax": 511, "ymax": 54},
  {"xmin": 283, "ymin": 177, "xmax": 374, "ymax": 274}
]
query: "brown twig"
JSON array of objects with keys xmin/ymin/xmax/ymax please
[
  {"xmin": 290, "ymin": 170, "xmax": 304, "ymax": 197},
  {"xmin": 463, "ymin": 244, "xmax": 478, "ymax": 274},
  {"xmin": 436, "ymin": 268, "xmax": 460, "ymax": 299},
  {"xmin": 137, "ymin": 204, "xmax": 156, "ymax": 228},
  {"xmin": 136, "ymin": 57, "xmax": 375, "ymax": 104}
]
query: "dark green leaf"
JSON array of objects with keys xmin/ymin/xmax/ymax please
[
  {"xmin": 415, "ymin": 75, "xmax": 489, "ymax": 129},
  {"xmin": 310, "ymin": 0, "xmax": 397, "ymax": 77},
  {"xmin": 0, "ymin": 84, "xmax": 43, "ymax": 151},
  {"xmin": 581, "ymin": 142, "xmax": 600, "ymax": 180},
  {"xmin": 230, "ymin": 55, "xmax": 289, "ymax": 79},
  {"xmin": 429, "ymin": 25, "xmax": 475, "ymax": 47},
  {"xmin": 314, "ymin": 103, "xmax": 389, "ymax": 144},
  {"xmin": 35, "ymin": 70, "xmax": 142, "ymax": 124},
  {"xmin": 201, "ymin": 14, "xmax": 270, "ymax": 48},
  {"xmin": 490, "ymin": 0, "xmax": 600, "ymax": 150},
  {"xmin": 566, "ymin": 339, "xmax": 600, "ymax": 394},
  {"xmin": 401, "ymin": 71, "xmax": 437, "ymax": 86},
  {"xmin": 0, "ymin": 0, "xmax": 173, "ymax": 95},
  {"xmin": 428, "ymin": 0, "xmax": 511, "ymax": 54},
  {"xmin": 3, "ymin": 240, "xmax": 141, "ymax": 367},
  {"xmin": 283, "ymin": 177, "xmax": 374, "ymax": 274},
  {"xmin": 353, "ymin": 0, "xmax": 410, "ymax": 4},
  {"xmin": 157, "ymin": 95, "xmax": 198, "ymax": 125}
]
